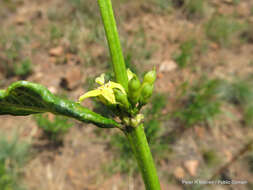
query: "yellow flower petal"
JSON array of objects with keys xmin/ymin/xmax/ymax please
[
  {"xmin": 79, "ymin": 74, "xmax": 126, "ymax": 105},
  {"xmin": 101, "ymin": 87, "xmax": 116, "ymax": 104},
  {"xmin": 108, "ymin": 81, "xmax": 126, "ymax": 94},
  {"xmin": 79, "ymin": 89, "xmax": 101, "ymax": 102},
  {"xmin": 95, "ymin": 73, "xmax": 105, "ymax": 85}
]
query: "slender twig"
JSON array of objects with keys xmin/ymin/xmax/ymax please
[{"xmin": 210, "ymin": 140, "xmax": 253, "ymax": 180}]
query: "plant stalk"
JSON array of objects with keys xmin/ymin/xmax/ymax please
[
  {"xmin": 97, "ymin": 0, "xmax": 128, "ymax": 91},
  {"xmin": 125, "ymin": 124, "xmax": 161, "ymax": 190},
  {"xmin": 97, "ymin": 0, "xmax": 161, "ymax": 189}
]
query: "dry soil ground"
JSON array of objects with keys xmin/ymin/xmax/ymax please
[{"xmin": 1, "ymin": 0, "xmax": 253, "ymax": 190}]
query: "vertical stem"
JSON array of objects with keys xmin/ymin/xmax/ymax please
[
  {"xmin": 97, "ymin": 0, "xmax": 161, "ymax": 189},
  {"xmin": 125, "ymin": 124, "xmax": 161, "ymax": 190},
  {"xmin": 97, "ymin": 0, "xmax": 128, "ymax": 91}
]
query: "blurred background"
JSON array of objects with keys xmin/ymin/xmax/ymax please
[{"xmin": 0, "ymin": 0, "xmax": 253, "ymax": 189}]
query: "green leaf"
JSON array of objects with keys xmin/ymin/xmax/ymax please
[{"xmin": 0, "ymin": 81, "xmax": 119, "ymax": 128}]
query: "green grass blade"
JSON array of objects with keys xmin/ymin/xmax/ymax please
[{"xmin": 0, "ymin": 81, "xmax": 119, "ymax": 128}]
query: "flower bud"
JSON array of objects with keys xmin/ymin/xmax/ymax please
[
  {"xmin": 136, "ymin": 114, "xmax": 144, "ymax": 124},
  {"xmin": 141, "ymin": 83, "xmax": 154, "ymax": 98},
  {"xmin": 123, "ymin": 117, "xmax": 130, "ymax": 125},
  {"xmin": 114, "ymin": 89, "xmax": 130, "ymax": 109},
  {"xmin": 143, "ymin": 69, "xmax": 156, "ymax": 85},
  {"xmin": 139, "ymin": 83, "xmax": 154, "ymax": 105},
  {"xmin": 128, "ymin": 76, "xmax": 141, "ymax": 106},
  {"xmin": 128, "ymin": 76, "xmax": 141, "ymax": 91}
]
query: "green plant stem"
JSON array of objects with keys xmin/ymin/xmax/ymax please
[
  {"xmin": 97, "ymin": 0, "xmax": 161, "ymax": 189},
  {"xmin": 125, "ymin": 124, "xmax": 161, "ymax": 190},
  {"xmin": 97, "ymin": 0, "xmax": 128, "ymax": 91}
]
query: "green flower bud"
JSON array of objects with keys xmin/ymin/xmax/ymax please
[
  {"xmin": 130, "ymin": 114, "xmax": 144, "ymax": 127},
  {"xmin": 114, "ymin": 89, "xmax": 130, "ymax": 109},
  {"xmin": 143, "ymin": 69, "xmax": 156, "ymax": 85},
  {"xmin": 123, "ymin": 117, "xmax": 130, "ymax": 125},
  {"xmin": 136, "ymin": 113, "xmax": 144, "ymax": 124},
  {"xmin": 141, "ymin": 83, "xmax": 154, "ymax": 98},
  {"xmin": 139, "ymin": 83, "xmax": 154, "ymax": 105},
  {"xmin": 128, "ymin": 76, "xmax": 141, "ymax": 106},
  {"xmin": 129, "ymin": 76, "xmax": 141, "ymax": 91}
]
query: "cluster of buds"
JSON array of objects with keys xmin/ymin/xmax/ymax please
[
  {"xmin": 78, "ymin": 68, "xmax": 156, "ymax": 127},
  {"xmin": 128, "ymin": 68, "xmax": 156, "ymax": 107}
]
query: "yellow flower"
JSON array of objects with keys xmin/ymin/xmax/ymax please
[{"xmin": 79, "ymin": 73, "xmax": 126, "ymax": 104}]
